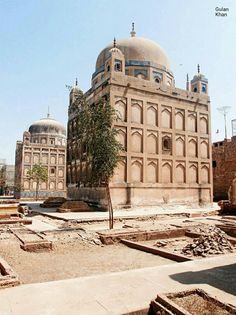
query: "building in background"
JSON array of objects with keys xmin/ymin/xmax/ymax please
[
  {"xmin": 212, "ymin": 130, "xmax": 236, "ymax": 200},
  {"xmin": 15, "ymin": 115, "xmax": 67, "ymax": 199},
  {"xmin": 67, "ymin": 26, "xmax": 212, "ymax": 207},
  {"xmin": 0, "ymin": 159, "xmax": 15, "ymax": 195},
  {"xmin": 5, "ymin": 165, "xmax": 15, "ymax": 194},
  {"xmin": 0, "ymin": 159, "xmax": 6, "ymax": 195}
]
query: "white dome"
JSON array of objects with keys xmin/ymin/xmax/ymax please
[
  {"xmin": 29, "ymin": 117, "xmax": 66, "ymax": 137},
  {"xmin": 96, "ymin": 36, "xmax": 171, "ymax": 71}
]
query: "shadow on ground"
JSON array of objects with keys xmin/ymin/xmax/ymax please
[{"xmin": 170, "ymin": 263, "xmax": 236, "ymax": 296}]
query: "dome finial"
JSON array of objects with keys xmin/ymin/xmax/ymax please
[
  {"xmin": 75, "ymin": 78, "xmax": 78, "ymax": 86},
  {"xmin": 130, "ymin": 22, "xmax": 136, "ymax": 37},
  {"xmin": 47, "ymin": 106, "xmax": 50, "ymax": 118},
  {"xmin": 113, "ymin": 37, "xmax": 117, "ymax": 48},
  {"xmin": 198, "ymin": 64, "xmax": 200, "ymax": 74}
]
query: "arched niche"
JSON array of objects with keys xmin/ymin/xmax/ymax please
[
  {"xmin": 24, "ymin": 154, "xmax": 31, "ymax": 163},
  {"xmin": 49, "ymin": 181, "xmax": 55, "ymax": 190},
  {"xmin": 23, "ymin": 180, "xmax": 30, "ymax": 190},
  {"xmin": 176, "ymin": 164, "xmax": 185, "ymax": 183},
  {"xmin": 33, "ymin": 154, "xmax": 39, "ymax": 164},
  {"xmin": 175, "ymin": 111, "xmax": 184, "ymax": 130},
  {"xmin": 161, "ymin": 109, "xmax": 171, "ymax": 128},
  {"xmin": 113, "ymin": 160, "xmax": 126, "ymax": 183},
  {"xmin": 24, "ymin": 167, "xmax": 29, "ymax": 176},
  {"xmin": 131, "ymin": 131, "xmax": 142, "ymax": 153},
  {"xmin": 72, "ymin": 167, "xmax": 76, "ymax": 182},
  {"xmin": 131, "ymin": 160, "xmax": 142, "ymax": 182},
  {"xmin": 41, "ymin": 182, "xmax": 47, "ymax": 190},
  {"xmin": 116, "ymin": 129, "xmax": 126, "ymax": 150},
  {"xmin": 76, "ymin": 166, "xmax": 80, "ymax": 178},
  {"xmin": 200, "ymin": 141, "xmax": 208, "ymax": 158},
  {"xmin": 41, "ymin": 138, "xmax": 47, "ymax": 144},
  {"xmin": 59, "ymin": 156, "xmax": 64, "ymax": 165},
  {"xmin": 176, "ymin": 137, "xmax": 185, "ymax": 156},
  {"xmin": 146, "ymin": 162, "xmax": 157, "ymax": 183},
  {"xmin": 188, "ymin": 114, "xmax": 197, "ymax": 132},
  {"xmin": 200, "ymin": 117, "xmax": 208, "ymax": 134},
  {"xmin": 147, "ymin": 133, "xmax": 157, "ymax": 154},
  {"xmin": 189, "ymin": 164, "xmax": 198, "ymax": 183},
  {"xmin": 135, "ymin": 72, "xmax": 146, "ymax": 79},
  {"xmin": 58, "ymin": 182, "xmax": 64, "ymax": 190},
  {"xmin": 162, "ymin": 162, "xmax": 172, "ymax": 183},
  {"xmin": 58, "ymin": 169, "xmax": 64, "ymax": 177},
  {"xmin": 131, "ymin": 103, "xmax": 143, "ymax": 124},
  {"xmin": 67, "ymin": 167, "xmax": 71, "ymax": 179},
  {"xmin": 162, "ymin": 136, "xmax": 172, "ymax": 155},
  {"xmin": 188, "ymin": 139, "xmax": 197, "ymax": 157},
  {"xmin": 50, "ymin": 155, "xmax": 56, "ymax": 164},
  {"xmin": 201, "ymin": 166, "xmax": 209, "ymax": 184},
  {"xmin": 115, "ymin": 100, "xmax": 126, "ymax": 122},
  {"xmin": 42, "ymin": 154, "xmax": 48, "ymax": 164},
  {"xmin": 147, "ymin": 106, "xmax": 157, "ymax": 126}
]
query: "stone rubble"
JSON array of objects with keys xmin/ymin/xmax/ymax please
[
  {"xmin": 154, "ymin": 240, "xmax": 168, "ymax": 247},
  {"xmin": 41, "ymin": 226, "xmax": 102, "ymax": 246},
  {"xmin": 181, "ymin": 227, "xmax": 234, "ymax": 257},
  {"xmin": 0, "ymin": 227, "xmax": 10, "ymax": 240}
]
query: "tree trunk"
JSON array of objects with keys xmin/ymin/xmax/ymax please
[
  {"xmin": 36, "ymin": 181, "xmax": 39, "ymax": 201},
  {"xmin": 106, "ymin": 183, "xmax": 113, "ymax": 229}
]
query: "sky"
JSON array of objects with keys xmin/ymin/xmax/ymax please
[{"xmin": 0, "ymin": 0, "xmax": 235, "ymax": 164}]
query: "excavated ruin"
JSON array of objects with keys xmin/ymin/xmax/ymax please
[{"xmin": 181, "ymin": 227, "xmax": 234, "ymax": 257}]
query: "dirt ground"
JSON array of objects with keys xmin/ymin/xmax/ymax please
[
  {"xmin": 141, "ymin": 237, "xmax": 192, "ymax": 252},
  {"xmin": 172, "ymin": 294, "xmax": 233, "ymax": 315},
  {"xmin": 0, "ymin": 234, "xmax": 174, "ymax": 284},
  {"xmin": 0, "ymin": 213, "xmax": 235, "ymax": 286},
  {"xmin": 31, "ymin": 213, "xmax": 174, "ymax": 232}
]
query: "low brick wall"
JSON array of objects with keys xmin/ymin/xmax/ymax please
[{"xmin": 68, "ymin": 185, "xmax": 212, "ymax": 208}]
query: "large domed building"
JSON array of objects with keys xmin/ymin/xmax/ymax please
[
  {"xmin": 67, "ymin": 26, "xmax": 212, "ymax": 207},
  {"xmin": 15, "ymin": 114, "xmax": 67, "ymax": 199}
]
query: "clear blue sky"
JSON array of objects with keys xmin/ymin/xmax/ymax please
[{"xmin": 0, "ymin": 0, "xmax": 235, "ymax": 164}]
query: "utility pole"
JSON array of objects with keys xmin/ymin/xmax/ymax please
[{"xmin": 217, "ymin": 106, "xmax": 231, "ymax": 139}]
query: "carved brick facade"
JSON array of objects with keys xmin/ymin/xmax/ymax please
[
  {"xmin": 67, "ymin": 31, "xmax": 212, "ymax": 207},
  {"xmin": 15, "ymin": 116, "xmax": 67, "ymax": 199}
]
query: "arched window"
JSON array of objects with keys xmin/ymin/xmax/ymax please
[
  {"xmin": 202, "ymin": 84, "xmax": 207, "ymax": 93},
  {"xmin": 163, "ymin": 137, "xmax": 171, "ymax": 150},
  {"xmin": 114, "ymin": 59, "xmax": 122, "ymax": 72}
]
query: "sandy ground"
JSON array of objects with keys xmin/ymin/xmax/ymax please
[
  {"xmin": 31, "ymin": 213, "xmax": 174, "ymax": 231},
  {"xmin": 0, "ymin": 212, "xmax": 235, "ymax": 286},
  {"xmin": 0, "ymin": 234, "xmax": 174, "ymax": 284}
]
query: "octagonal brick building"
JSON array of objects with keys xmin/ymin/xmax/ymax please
[
  {"xmin": 67, "ymin": 27, "xmax": 212, "ymax": 207},
  {"xmin": 15, "ymin": 115, "xmax": 67, "ymax": 199}
]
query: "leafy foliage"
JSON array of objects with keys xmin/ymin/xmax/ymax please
[
  {"xmin": 76, "ymin": 98, "xmax": 123, "ymax": 229},
  {"xmin": 27, "ymin": 164, "xmax": 48, "ymax": 200},
  {"xmin": 77, "ymin": 98, "xmax": 123, "ymax": 186}
]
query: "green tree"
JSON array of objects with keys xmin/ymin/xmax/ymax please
[
  {"xmin": 27, "ymin": 164, "xmax": 48, "ymax": 200},
  {"xmin": 76, "ymin": 98, "xmax": 123, "ymax": 229}
]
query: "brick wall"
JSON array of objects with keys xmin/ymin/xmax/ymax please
[{"xmin": 212, "ymin": 137, "xmax": 236, "ymax": 200}]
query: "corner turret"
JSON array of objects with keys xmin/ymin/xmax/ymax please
[{"xmin": 190, "ymin": 64, "xmax": 208, "ymax": 94}]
